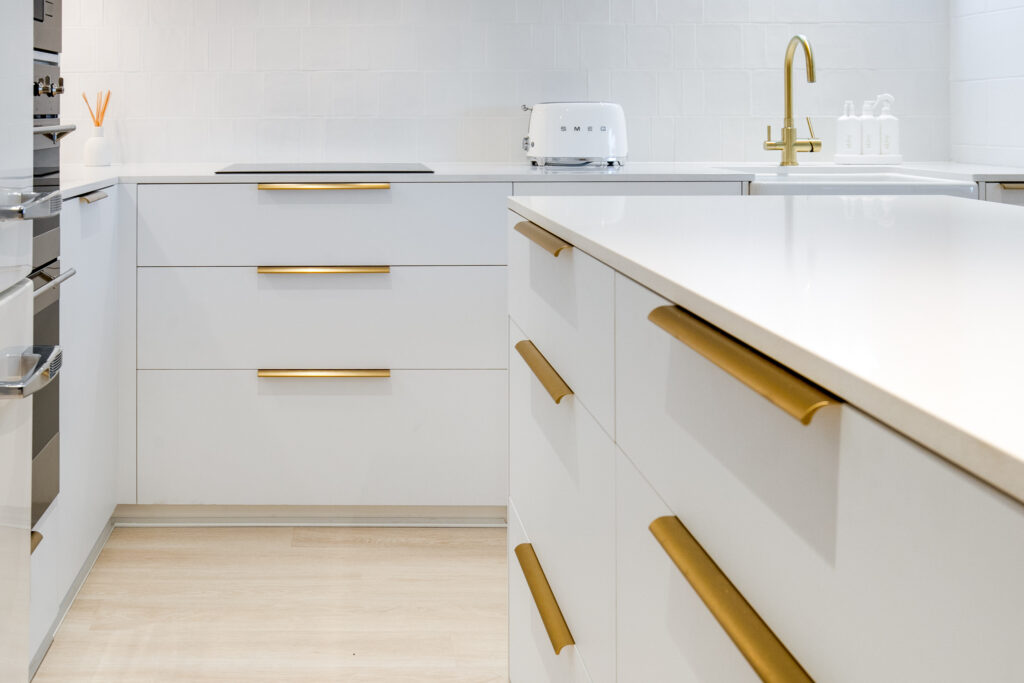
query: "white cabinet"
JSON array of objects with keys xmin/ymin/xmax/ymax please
[
  {"xmin": 513, "ymin": 181, "xmax": 743, "ymax": 196},
  {"xmin": 137, "ymin": 369, "xmax": 507, "ymax": 505},
  {"xmin": 31, "ymin": 186, "xmax": 120, "ymax": 663},
  {"xmin": 984, "ymin": 182, "xmax": 1024, "ymax": 206}
]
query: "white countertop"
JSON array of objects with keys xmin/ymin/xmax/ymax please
[
  {"xmin": 59, "ymin": 160, "xmax": 1024, "ymax": 199},
  {"xmin": 508, "ymin": 193, "xmax": 1024, "ymax": 504}
]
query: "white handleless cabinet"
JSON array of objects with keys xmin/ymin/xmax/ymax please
[{"xmin": 512, "ymin": 181, "xmax": 743, "ymax": 197}]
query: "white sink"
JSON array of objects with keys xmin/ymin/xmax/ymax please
[{"xmin": 720, "ymin": 165, "xmax": 979, "ymax": 198}]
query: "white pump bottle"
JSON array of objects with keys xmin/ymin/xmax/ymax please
[
  {"xmin": 860, "ymin": 99, "xmax": 880, "ymax": 155},
  {"xmin": 836, "ymin": 100, "xmax": 860, "ymax": 155},
  {"xmin": 876, "ymin": 93, "xmax": 899, "ymax": 155}
]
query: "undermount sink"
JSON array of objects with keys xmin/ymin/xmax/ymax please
[{"xmin": 719, "ymin": 164, "xmax": 979, "ymax": 198}]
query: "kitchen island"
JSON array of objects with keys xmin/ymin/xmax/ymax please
[{"xmin": 506, "ymin": 193, "xmax": 1024, "ymax": 682}]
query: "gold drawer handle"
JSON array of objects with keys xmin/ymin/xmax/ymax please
[
  {"xmin": 999, "ymin": 183, "xmax": 1024, "ymax": 190},
  {"xmin": 257, "ymin": 183, "xmax": 390, "ymax": 191},
  {"xmin": 257, "ymin": 266, "xmax": 390, "ymax": 274},
  {"xmin": 257, "ymin": 369, "xmax": 390, "ymax": 378},
  {"xmin": 648, "ymin": 306, "xmax": 836, "ymax": 425},
  {"xmin": 514, "ymin": 543, "xmax": 575, "ymax": 655},
  {"xmin": 514, "ymin": 220, "xmax": 572, "ymax": 257},
  {"xmin": 650, "ymin": 516, "xmax": 813, "ymax": 683},
  {"xmin": 514, "ymin": 340, "xmax": 572, "ymax": 404},
  {"xmin": 79, "ymin": 190, "xmax": 109, "ymax": 204},
  {"xmin": 30, "ymin": 531, "xmax": 43, "ymax": 554}
]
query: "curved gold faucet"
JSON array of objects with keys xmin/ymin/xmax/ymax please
[{"xmin": 764, "ymin": 35, "xmax": 821, "ymax": 166}]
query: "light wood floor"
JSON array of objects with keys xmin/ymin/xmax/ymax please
[{"xmin": 34, "ymin": 527, "xmax": 508, "ymax": 682}]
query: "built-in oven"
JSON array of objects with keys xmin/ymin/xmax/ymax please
[{"xmin": 34, "ymin": 0, "xmax": 61, "ymax": 55}]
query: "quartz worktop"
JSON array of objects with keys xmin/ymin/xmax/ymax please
[
  {"xmin": 509, "ymin": 193, "xmax": 1024, "ymax": 505},
  {"xmin": 59, "ymin": 160, "xmax": 1024, "ymax": 200}
]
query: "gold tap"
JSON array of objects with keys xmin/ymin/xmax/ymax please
[{"xmin": 764, "ymin": 35, "xmax": 821, "ymax": 166}]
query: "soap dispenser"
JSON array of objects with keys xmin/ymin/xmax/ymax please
[
  {"xmin": 876, "ymin": 94, "xmax": 899, "ymax": 155},
  {"xmin": 860, "ymin": 99, "xmax": 880, "ymax": 155},
  {"xmin": 836, "ymin": 100, "xmax": 860, "ymax": 155}
]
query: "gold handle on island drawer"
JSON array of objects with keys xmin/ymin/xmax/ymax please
[
  {"xmin": 649, "ymin": 516, "xmax": 813, "ymax": 683},
  {"xmin": 256, "ymin": 266, "xmax": 390, "ymax": 274},
  {"xmin": 256, "ymin": 183, "xmax": 391, "ymax": 191},
  {"xmin": 514, "ymin": 340, "xmax": 573, "ymax": 404},
  {"xmin": 30, "ymin": 531, "xmax": 43, "ymax": 554},
  {"xmin": 514, "ymin": 220, "xmax": 572, "ymax": 257},
  {"xmin": 999, "ymin": 183, "xmax": 1024, "ymax": 190},
  {"xmin": 79, "ymin": 190, "xmax": 109, "ymax": 204},
  {"xmin": 514, "ymin": 543, "xmax": 575, "ymax": 655},
  {"xmin": 648, "ymin": 306, "xmax": 836, "ymax": 425},
  {"xmin": 257, "ymin": 369, "xmax": 390, "ymax": 378}
]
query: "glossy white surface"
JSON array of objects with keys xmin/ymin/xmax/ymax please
[{"xmin": 509, "ymin": 193, "xmax": 1024, "ymax": 503}]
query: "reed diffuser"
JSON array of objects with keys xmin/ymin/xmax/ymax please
[{"xmin": 82, "ymin": 90, "xmax": 112, "ymax": 167}]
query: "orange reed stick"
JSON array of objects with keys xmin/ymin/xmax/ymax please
[{"xmin": 82, "ymin": 92, "xmax": 97, "ymax": 126}]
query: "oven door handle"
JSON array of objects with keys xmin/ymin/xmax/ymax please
[
  {"xmin": 0, "ymin": 190, "xmax": 62, "ymax": 221},
  {"xmin": 33, "ymin": 124, "xmax": 77, "ymax": 144},
  {"xmin": 0, "ymin": 346, "xmax": 63, "ymax": 398},
  {"xmin": 33, "ymin": 267, "xmax": 76, "ymax": 298}
]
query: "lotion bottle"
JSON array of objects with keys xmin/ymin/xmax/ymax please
[
  {"xmin": 876, "ymin": 93, "xmax": 899, "ymax": 155},
  {"xmin": 836, "ymin": 100, "xmax": 860, "ymax": 154},
  {"xmin": 860, "ymin": 99, "xmax": 880, "ymax": 155}
]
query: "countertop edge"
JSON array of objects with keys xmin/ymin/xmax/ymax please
[{"xmin": 507, "ymin": 197, "xmax": 1024, "ymax": 506}]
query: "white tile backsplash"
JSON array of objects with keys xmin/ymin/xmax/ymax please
[
  {"xmin": 62, "ymin": 0, "xmax": 951, "ymax": 163},
  {"xmin": 950, "ymin": 0, "xmax": 1024, "ymax": 166}
]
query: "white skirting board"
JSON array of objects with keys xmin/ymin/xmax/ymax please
[
  {"xmin": 30, "ymin": 519, "xmax": 115, "ymax": 680},
  {"xmin": 112, "ymin": 504, "xmax": 509, "ymax": 528}
]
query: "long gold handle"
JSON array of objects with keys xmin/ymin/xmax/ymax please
[
  {"xmin": 514, "ymin": 543, "xmax": 575, "ymax": 655},
  {"xmin": 257, "ymin": 369, "xmax": 390, "ymax": 378},
  {"xmin": 256, "ymin": 183, "xmax": 391, "ymax": 191},
  {"xmin": 514, "ymin": 221, "xmax": 572, "ymax": 257},
  {"xmin": 256, "ymin": 266, "xmax": 390, "ymax": 274},
  {"xmin": 999, "ymin": 183, "xmax": 1024, "ymax": 190},
  {"xmin": 30, "ymin": 531, "xmax": 42, "ymax": 554},
  {"xmin": 648, "ymin": 306, "xmax": 836, "ymax": 425},
  {"xmin": 514, "ymin": 340, "xmax": 572, "ymax": 404},
  {"xmin": 649, "ymin": 516, "xmax": 813, "ymax": 683}
]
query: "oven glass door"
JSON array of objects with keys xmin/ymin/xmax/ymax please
[{"xmin": 29, "ymin": 262, "xmax": 60, "ymax": 526}]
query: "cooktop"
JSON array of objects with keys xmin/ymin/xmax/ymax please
[{"xmin": 216, "ymin": 163, "xmax": 433, "ymax": 174}]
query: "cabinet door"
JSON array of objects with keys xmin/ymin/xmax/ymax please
[
  {"xmin": 513, "ymin": 182, "xmax": 743, "ymax": 196},
  {"xmin": 57, "ymin": 187, "xmax": 119, "ymax": 595},
  {"xmin": 985, "ymin": 182, "xmax": 1024, "ymax": 206}
]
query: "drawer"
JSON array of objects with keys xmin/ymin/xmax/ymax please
[
  {"xmin": 512, "ymin": 181, "xmax": 743, "ymax": 197},
  {"xmin": 137, "ymin": 266, "xmax": 507, "ymax": 370},
  {"xmin": 508, "ymin": 500, "xmax": 594, "ymax": 683},
  {"xmin": 616, "ymin": 450, "xmax": 767, "ymax": 683},
  {"xmin": 137, "ymin": 182, "xmax": 512, "ymax": 266},
  {"xmin": 137, "ymin": 369, "xmax": 507, "ymax": 505},
  {"xmin": 509, "ymin": 319, "xmax": 615, "ymax": 683},
  {"xmin": 507, "ymin": 211, "xmax": 615, "ymax": 435},
  {"xmin": 985, "ymin": 182, "xmax": 1024, "ymax": 206}
]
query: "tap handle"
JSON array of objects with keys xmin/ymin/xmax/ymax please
[
  {"xmin": 806, "ymin": 117, "xmax": 816, "ymax": 139},
  {"xmin": 766, "ymin": 124, "xmax": 772, "ymax": 142}
]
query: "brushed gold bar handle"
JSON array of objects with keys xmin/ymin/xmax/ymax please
[
  {"xmin": 257, "ymin": 182, "xmax": 390, "ymax": 190},
  {"xmin": 257, "ymin": 369, "xmax": 390, "ymax": 378},
  {"xmin": 514, "ymin": 543, "xmax": 575, "ymax": 655},
  {"xmin": 514, "ymin": 220, "xmax": 572, "ymax": 257},
  {"xmin": 999, "ymin": 183, "xmax": 1024, "ymax": 190},
  {"xmin": 30, "ymin": 531, "xmax": 42, "ymax": 554},
  {"xmin": 650, "ymin": 516, "xmax": 813, "ymax": 683},
  {"xmin": 514, "ymin": 340, "xmax": 572, "ymax": 404},
  {"xmin": 648, "ymin": 306, "xmax": 836, "ymax": 425},
  {"xmin": 79, "ymin": 190, "xmax": 109, "ymax": 204},
  {"xmin": 257, "ymin": 266, "xmax": 390, "ymax": 274}
]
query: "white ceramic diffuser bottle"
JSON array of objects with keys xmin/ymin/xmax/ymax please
[{"xmin": 83, "ymin": 91, "xmax": 112, "ymax": 167}]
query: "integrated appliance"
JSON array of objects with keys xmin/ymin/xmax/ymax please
[
  {"xmin": 31, "ymin": 0, "xmax": 73, "ymax": 526},
  {"xmin": 216, "ymin": 162, "xmax": 434, "ymax": 174},
  {"xmin": 522, "ymin": 102, "xmax": 628, "ymax": 167}
]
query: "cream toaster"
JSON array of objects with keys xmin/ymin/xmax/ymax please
[{"xmin": 522, "ymin": 102, "xmax": 628, "ymax": 167}]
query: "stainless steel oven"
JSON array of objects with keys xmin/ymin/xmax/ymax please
[{"xmin": 33, "ymin": 0, "xmax": 61, "ymax": 54}]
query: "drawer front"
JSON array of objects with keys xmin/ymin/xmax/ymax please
[
  {"xmin": 138, "ymin": 182, "xmax": 511, "ymax": 266},
  {"xmin": 985, "ymin": 182, "xmax": 1024, "ymax": 206},
  {"xmin": 137, "ymin": 369, "xmax": 507, "ymax": 505},
  {"xmin": 509, "ymin": 320, "xmax": 615, "ymax": 683},
  {"xmin": 508, "ymin": 501, "xmax": 594, "ymax": 683},
  {"xmin": 512, "ymin": 181, "xmax": 743, "ymax": 196},
  {"xmin": 138, "ymin": 266, "xmax": 507, "ymax": 370},
  {"xmin": 616, "ymin": 450, "xmax": 762, "ymax": 683},
  {"xmin": 508, "ymin": 211, "xmax": 615, "ymax": 435}
]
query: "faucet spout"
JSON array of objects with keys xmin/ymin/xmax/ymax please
[{"xmin": 783, "ymin": 35, "xmax": 815, "ymax": 127}]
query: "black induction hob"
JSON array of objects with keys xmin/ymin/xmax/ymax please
[{"xmin": 216, "ymin": 163, "xmax": 433, "ymax": 174}]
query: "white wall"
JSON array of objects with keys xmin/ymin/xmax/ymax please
[
  {"xmin": 61, "ymin": 0, "xmax": 950, "ymax": 164},
  {"xmin": 951, "ymin": 0, "xmax": 1024, "ymax": 166}
]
